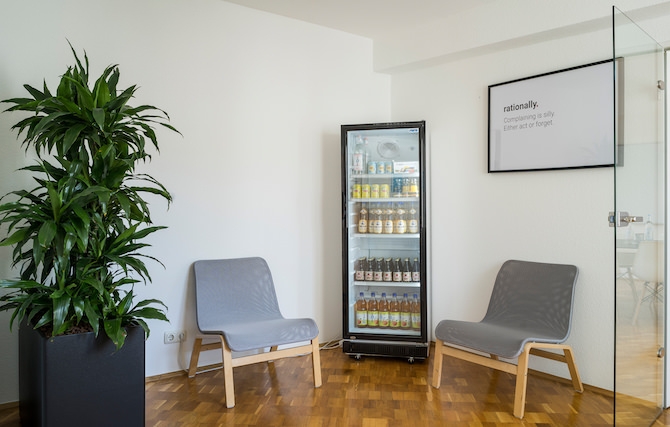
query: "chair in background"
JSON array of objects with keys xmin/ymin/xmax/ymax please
[
  {"xmin": 431, "ymin": 259, "xmax": 583, "ymax": 419},
  {"xmin": 188, "ymin": 257, "xmax": 322, "ymax": 408},
  {"xmin": 631, "ymin": 240, "xmax": 664, "ymax": 325}
]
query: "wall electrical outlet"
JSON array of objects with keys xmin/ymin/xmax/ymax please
[{"xmin": 164, "ymin": 330, "xmax": 186, "ymax": 344}]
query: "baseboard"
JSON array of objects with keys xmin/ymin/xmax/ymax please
[{"xmin": 0, "ymin": 401, "xmax": 19, "ymax": 411}]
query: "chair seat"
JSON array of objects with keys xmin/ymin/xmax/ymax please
[
  {"xmin": 201, "ymin": 318, "xmax": 319, "ymax": 352},
  {"xmin": 435, "ymin": 319, "xmax": 566, "ymax": 359}
]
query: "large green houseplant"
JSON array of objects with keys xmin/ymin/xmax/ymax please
[{"xmin": 0, "ymin": 46, "xmax": 178, "ymax": 350}]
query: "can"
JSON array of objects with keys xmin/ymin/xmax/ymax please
[
  {"xmin": 377, "ymin": 162, "xmax": 385, "ymax": 174},
  {"xmin": 370, "ymin": 184, "xmax": 379, "ymax": 198},
  {"xmin": 367, "ymin": 161, "xmax": 377, "ymax": 174},
  {"xmin": 385, "ymin": 161, "xmax": 393, "ymax": 174},
  {"xmin": 380, "ymin": 183, "xmax": 390, "ymax": 198},
  {"xmin": 361, "ymin": 184, "xmax": 370, "ymax": 199},
  {"xmin": 352, "ymin": 183, "xmax": 361, "ymax": 199}
]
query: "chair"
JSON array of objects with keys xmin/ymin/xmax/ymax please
[
  {"xmin": 431, "ymin": 259, "xmax": 583, "ymax": 419},
  {"xmin": 188, "ymin": 257, "xmax": 322, "ymax": 408},
  {"xmin": 631, "ymin": 240, "xmax": 664, "ymax": 325}
]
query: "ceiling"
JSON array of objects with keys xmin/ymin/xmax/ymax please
[{"xmin": 222, "ymin": 0, "xmax": 496, "ymax": 41}]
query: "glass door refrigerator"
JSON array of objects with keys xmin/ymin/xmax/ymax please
[{"xmin": 341, "ymin": 121, "xmax": 428, "ymax": 362}]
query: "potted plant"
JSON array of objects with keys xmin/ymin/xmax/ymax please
[{"xmin": 0, "ymin": 45, "xmax": 178, "ymax": 426}]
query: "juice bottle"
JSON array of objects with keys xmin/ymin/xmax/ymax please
[
  {"xmin": 367, "ymin": 292, "xmax": 379, "ymax": 327},
  {"xmin": 412, "ymin": 258, "xmax": 420, "ymax": 282},
  {"xmin": 365, "ymin": 257, "xmax": 374, "ymax": 281},
  {"xmin": 411, "ymin": 294, "xmax": 421, "ymax": 330},
  {"xmin": 378, "ymin": 293, "xmax": 390, "ymax": 328},
  {"xmin": 383, "ymin": 203, "xmax": 394, "ymax": 234},
  {"xmin": 355, "ymin": 292, "xmax": 367, "ymax": 327},
  {"xmin": 408, "ymin": 203, "xmax": 419, "ymax": 234},
  {"xmin": 358, "ymin": 204, "xmax": 368, "ymax": 234},
  {"xmin": 394, "ymin": 203, "xmax": 406, "ymax": 234},
  {"xmin": 392, "ymin": 258, "xmax": 403, "ymax": 282},
  {"xmin": 383, "ymin": 258, "xmax": 393, "ymax": 282},
  {"xmin": 354, "ymin": 257, "xmax": 365, "ymax": 281},
  {"xmin": 389, "ymin": 293, "xmax": 400, "ymax": 328},
  {"xmin": 373, "ymin": 258, "xmax": 383, "ymax": 282},
  {"xmin": 400, "ymin": 293, "xmax": 411, "ymax": 329},
  {"xmin": 402, "ymin": 258, "xmax": 412, "ymax": 282}
]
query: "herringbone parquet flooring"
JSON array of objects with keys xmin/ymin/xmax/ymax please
[{"xmin": 2, "ymin": 342, "xmax": 670, "ymax": 426}]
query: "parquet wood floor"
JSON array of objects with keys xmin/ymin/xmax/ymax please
[{"xmin": 1, "ymin": 343, "xmax": 670, "ymax": 426}]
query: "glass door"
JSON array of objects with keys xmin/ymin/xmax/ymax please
[{"xmin": 613, "ymin": 6, "xmax": 665, "ymax": 426}]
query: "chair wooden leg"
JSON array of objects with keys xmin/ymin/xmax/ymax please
[
  {"xmin": 220, "ymin": 337, "xmax": 236, "ymax": 408},
  {"xmin": 311, "ymin": 337, "xmax": 322, "ymax": 387},
  {"xmin": 431, "ymin": 339, "xmax": 445, "ymax": 388},
  {"xmin": 513, "ymin": 345, "xmax": 531, "ymax": 419},
  {"xmin": 563, "ymin": 346, "xmax": 584, "ymax": 392},
  {"xmin": 188, "ymin": 337, "xmax": 203, "ymax": 378}
]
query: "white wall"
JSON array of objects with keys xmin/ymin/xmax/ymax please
[
  {"xmin": 0, "ymin": 0, "xmax": 390, "ymax": 403},
  {"xmin": 391, "ymin": 30, "xmax": 614, "ymax": 388}
]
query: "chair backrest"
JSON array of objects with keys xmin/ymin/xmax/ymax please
[
  {"xmin": 193, "ymin": 257, "xmax": 283, "ymax": 331},
  {"xmin": 632, "ymin": 240, "xmax": 664, "ymax": 283},
  {"xmin": 482, "ymin": 260, "xmax": 579, "ymax": 340}
]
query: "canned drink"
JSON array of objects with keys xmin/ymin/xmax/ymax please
[
  {"xmin": 361, "ymin": 184, "xmax": 370, "ymax": 199},
  {"xmin": 377, "ymin": 162, "xmax": 385, "ymax": 174},
  {"xmin": 370, "ymin": 184, "xmax": 379, "ymax": 198},
  {"xmin": 380, "ymin": 184, "xmax": 390, "ymax": 198},
  {"xmin": 368, "ymin": 161, "xmax": 377, "ymax": 174},
  {"xmin": 352, "ymin": 183, "xmax": 361, "ymax": 199},
  {"xmin": 385, "ymin": 161, "xmax": 393, "ymax": 174}
]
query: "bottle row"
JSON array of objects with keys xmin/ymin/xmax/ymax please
[
  {"xmin": 353, "ymin": 202, "xmax": 419, "ymax": 235},
  {"xmin": 355, "ymin": 292, "xmax": 421, "ymax": 330},
  {"xmin": 350, "ymin": 177, "xmax": 419, "ymax": 199},
  {"xmin": 354, "ymin": 257, "xmax": 420, "ymax": 283}
]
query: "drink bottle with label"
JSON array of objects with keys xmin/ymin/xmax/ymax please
[
  {"xmin": 352, "ymin": 135, "xmax": 367, "ymax": 175},
  {"xmin": 411, "ymin": 294, "xmax": 421, "ymax": 330},
  {"xmin": 365, "ymin": 257, "xmax": 374, "ymax": 281},
  {"xmin": 354, "ymin": 257, "xmax": 365, "ymax": 281},
  {"xmin": 378, "ymin": 292, "xmax": 390, "ymax": 328},
  {"xmin": 383, "ymin": 203, "xmax": 394, "ymax": 234},
  {"xmin": 371, "ymin": 204, "xmax": 383, "ymax": 234},
  {"xmin": 392, "ymin": 258, "xmax": 403, "ymax": 282},
  {"xmin": 367, "ymin": 292, "xmax": 379, "ymax": 327},
  {"xmin": 412, "ymin": 258, "xmax": 420, "ymax": 282},
  {"xmin": 355, "ymin": 292, "xmax": 367, "ymax": 327},
  {"xmin": 358, "ymin": 204, "xmax": 368, "ymax": 234},
  {"xmin": 389, "ymin": 292, "xmax": 400, "ymax": 328},
  {"xmin": 400, "ymin": 293, "xmax": 411, "ymax": 329},
  {"xmin": 373, "ymin": 257, "xmax": 383, "ymax": 282},
  {"xmin": 408, "ymin": 203, "xmax": 419, "ymax": 234},
  {"xmin": 394, "ymin": 203, "xmax": 406, "ymax": 234},
  {"xmin": 383, "ymin": 257, "xmax": 393, "ymax": 282},
  {"xmin": 402, "ymin": 258, "xmax": 412, "ymax": 282}
]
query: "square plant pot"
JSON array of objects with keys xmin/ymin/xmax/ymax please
[{"xmin": 19, "ymin": 320, "xmax": 145, "ymax": 427}]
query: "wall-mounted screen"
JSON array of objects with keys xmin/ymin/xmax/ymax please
[{"xmin": 488, "ymin": 59, "xmax": 618, "ymax": 173}]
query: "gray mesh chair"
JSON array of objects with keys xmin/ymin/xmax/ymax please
[
  {"xmin": 431, "ymin": 260, "xmax": 583, "ymax": 419},
  {"xmin": 188, "ymin": 257, "xmax": 322, "ymax": 408}
]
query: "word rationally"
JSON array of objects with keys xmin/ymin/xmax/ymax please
[{"xmin": 503, "ymin": 100, "xmax": 538, "ymax": 112}]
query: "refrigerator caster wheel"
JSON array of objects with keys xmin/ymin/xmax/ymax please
[
  {"xmin": 408, "ymin": 357, "xmax": 415, "ymax": 364},
  {"xmin": 355, "ymin": 354, "xmax": 362, "ymax": 361}
]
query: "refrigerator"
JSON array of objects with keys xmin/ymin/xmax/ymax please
[{"xmin": 341, "ymin": 121, "xmax": 428, "ymax": 362}]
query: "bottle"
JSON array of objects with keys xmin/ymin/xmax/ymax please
[
  {"xmin": 402, "ymin": 178, "xmax": 410, "ymax": 196},
  {"xmin": 358, "ymin": 204, "xmax": 368, "ymax": 234},
  {"xmin": 400, "ymin": 293, "xmax": 411, "ymax": 329},
  {"xmin": 392, "ymin": 258, "xmax": 403, "ymax": 282},
  {"xmin": 367, "ymin": 292, "xmax": 379, "ymax": 327},
  {"xmin": 354, "ymin": 257, "xmax": 365, "ymax": 281},
  {"xmin": 409, "ymin": 178, "xmax": 419, "ymax": 197},
  {"xmin": 389, "ymin": 293, "xmax": 401, "ymax": 328},
  {"xmin": 645, "ymin": 214, "xmax": 653, "ymax": 240},
  {"xmin": 412, "ymin": 258, "xmax": 420, "ymax": 282},
  {"xmin": 394, "ymin": 203, "xmax": 406, "ymax": 234},
  {"xmin": 352, "ymin": 135, "xmax": 366, "ymax": 175},
  {"xmin": 408, "ymin": 203, "xmax": 419, "ymax": 234},
  {"xmin": 383, "ymin": 257, "xmax": 393, "ymax": 282},
  {"xmin": 372, "ymin": 204, "xmax": 383, "ymax": 234},
  {"xmin": 365, "ymin": 257, "xmax": 374, "ymax": 281},
  {"xmin": 383, "ymin": 203, "xmax": 394, "ymax": 234},
  {"xmin": 355, "ymin": 292, "xmax": 367, "ymax": 327},
  {"xmin": 373, "ymin": 257, "xmax": 383, "ymax": 282},
  {"xmin": 411, "ymin": 294, "xmax": 421, "ymax": 331},
  {"xmin": 402, "ymin": 258, "xmax": 412, "ymax": 282},
  {"xmin": 378, "ymin": 292, "xmax": 390, "ymax": 328}
]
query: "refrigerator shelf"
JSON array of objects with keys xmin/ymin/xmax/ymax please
[
  {"xmin": 352, "ymin": 281, "xmax": 420, "ymax": 288},
  {"xmin": 348, "ymin": 327, "xmax": 421, "ymax": 336},
  {"xmin": 349, "ymin": 172, "xmax": 419, "ymax": 180},
  {"xmin": 352, "ymin": 233, "xmax": 419, "ymax": 239},
  {"xmin": 349, "ymin": 197, "xmax": 419, "ymax": 203}
]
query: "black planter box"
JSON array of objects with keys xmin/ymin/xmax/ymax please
[{"xmin": 19, "ymin": 321, "xmax": 145, "ymax": 427}]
